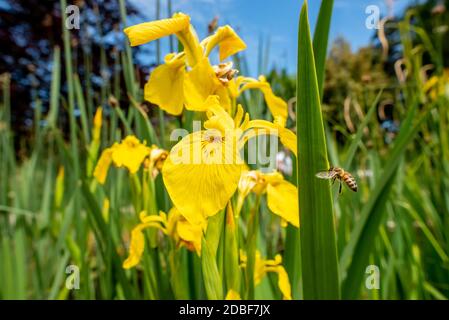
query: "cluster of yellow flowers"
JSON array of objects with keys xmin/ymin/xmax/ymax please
[{"xmin": 93, "ymin": 12, "xmax": 298, "ymax": 299}]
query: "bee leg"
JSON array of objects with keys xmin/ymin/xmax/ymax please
[
  {"xmin": 339, "ymin": 181, "xmax": 342, "ymax": 194},
  {"xmin": 332, "ymin": 177, "xmax": 337, "ymax": 185}
]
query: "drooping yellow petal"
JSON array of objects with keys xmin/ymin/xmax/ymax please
[
  {"xmin": 123, "ymin": 212, "xmax": 167, "ymax": 269},
  {"xmin": 184, "ymin": 58, "xmax": 222, "ymax": 111},
  {"xmin": 276, "ymin": 266, "xmax": 292, "ymax": 300},
  {"xmin": 277, "ymin": 266, "xmax": 292, "ymax": 300},
  {"xmin": 124, "ymin": 14, "xmax": 190, "ymax": 47},
  {"xmin": 203, "ymin": 26, "xmax": 247, "ymax": 61},
  {"xmin": 162, "ymin": 131, "xmax": 244, "ymax": 225},
  {"xmin": 123, "ymin": 225, "xmax": 145, "ymax": 269},
  {"xmin": 93, "ymin": 148, "xmax": 113, "ymax": 184},
  {"xmin": 111, "ymin": 136, "xmax": 151, "ymax": 174},
  {"xmin": 252, "ymin": 251, "xmax": 292, "ymax": 300},
  {"xmin": 266, "ymin": 181, "xmax": 299, "ymax": 228},
  {"xmin": 225, "ymin": 290, "xmax": 241, "ymax": 300},
  {"xmin": 144, "ymin": 53, "xmax": 186, "ymax": 115},
  {"xmin": 279, "ymin": 127, "xmax": 297, "ymax": 157},
  {"xmin": 246, "ymin": 119, "xmax": 297, "ymax": 156},
  {"xmin": 239, "ymin": 76, "xmax": 288, "ymax": 120}
]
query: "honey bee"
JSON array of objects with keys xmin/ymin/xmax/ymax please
[{"xmin": 315, "ymin": 167, "xmax": 358, "ymax": 193}]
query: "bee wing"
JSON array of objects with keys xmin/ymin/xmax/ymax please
[{"xmin": 315, "ymin": 171, "xmax": 336, "ymax": 180}]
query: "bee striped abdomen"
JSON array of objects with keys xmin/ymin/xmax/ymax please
[{"xmin": 343, "ymin": 173, "xmax": 358, "ymax": 192}]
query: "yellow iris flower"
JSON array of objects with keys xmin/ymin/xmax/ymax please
[
  {"xmin": 123, "ymin": 12, "xmax": 288, "ymax": 117},
  {"xmin": 94, "ymin": 135, "xmax": 166, "ymax": 184},
  {"xmin": 123, "ymin": 208, "xmax": 207, "ymax": 269},
  {"xmin": 240, "ymin": 250, "xmax": 292, "ymax": 300},
  {"xmin": 238, "ymin": 170, "xmax": 299, "ymax": 228},
  {"xmin": 162, "ymin": 98, "xmax": 296, "ymax": 225}
]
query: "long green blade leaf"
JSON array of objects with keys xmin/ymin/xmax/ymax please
[
  {"xmin": 297, "ymin": 0, "xmax": 340, "ymax": 300},
  {"xmin": 313, "ymin": 0, "xmax": 334, "ymax": 99}
]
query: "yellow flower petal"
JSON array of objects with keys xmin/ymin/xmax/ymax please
[
  {"xmin": 239, "ymin": 76, "xmax": 288, "ymax": 120},
  {"xmin": 177, "ymin": 216, "xmax": 206, "ymax": 256},
  {"xmin": 276, "ymin": 266, "xmax": 292, "ymax": 300},
  {"xmin": 225, "ymin": 290, "xmax": 241, "ymax": 300},
  {"xmin": 267, "ymin": 181, "xmax": 299, "ymax": 228},
  {"xmin": 203, "ymin": 25, "xmax": 247, "ymax": 61},
  {"xmin": 123, "ymin": 14, "xmax": 190, "ymax": 47},
  {"xmin": 162, "ymin": 131, "xmax": 244, "ymax": 225},
  {"xmin": 93, "ymin": 148, "xmax": 113, "ymax": 184},
  {"xmin": 184, "ymin": 58, "xmax": 222, "ymax": 111},
  {"xmin": 215, "ymin": 83, "xmax": 232, "ymax": 111},
  {"xmin": 93, "ymin": 107, "xmax": 102, "ymax": 141},
  {"xmin": 175, "ymin": 21, "xmax": 203, "ymax": 67},
  {"xmin": 123, "ymin": 225, "xmax": 145, "ymax": 269},
  {"xmin": 254, "ymin": 251, "xmax": 266, "ymax": 285},
  {"xmin": 246, "ymin": 119, "xmax": 297, "ymax": 156},
  {"xmin": 123, "ymin": 212, "xmax": 167, "ymax": 269},
  {"xmin": 111, "ymin": 136, "xmax": 151, "ymax": 174},
  {"xmin": 279, "ymin": 127, "xmax": 297, "ymax": 157},
  {"xmin": 228, "ymin": 78, "xmax": 239, "ymax": 98},
  {"xmin": 204, "ymin": 97, "xmax": 236, "ymax": 133},
  {"xmin": 144, "ymin": 53, "xmax": 186, "ymax": 115}
]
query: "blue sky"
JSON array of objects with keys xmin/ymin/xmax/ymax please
[{"xmin": 130, "ymin": 0, "xmax": 420, "ymax": 75}]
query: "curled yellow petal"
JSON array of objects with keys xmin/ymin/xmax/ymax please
[
  {"xmin": 93, "ymin": 148, "xmax": 113, "ymax": 184},
  {"xmin": 123, "ymin": 212, "xmax": 167, "ymax": 269},
  {"xmin": 144, "ymin": 53, "xmax": 186, "ymax": 115},
  {"xmin": 123, "ymin": 225, "xmax": 145, "ymax": 269},
  {"xmin": 246, "ymin": 119, "xmax": 297, "ymax": 156},
  {"xmin": 111, "ymin": 136, "xmax": 151, "ymax": 174},
  {"xmin": 203, "ymin": 25, "xmax": 247, "ymax": 61},
  {"xmin": 267, "ymin": 181, "xmax": 299, "ymax": 228},
  {"xmin": 124, "ymin": 14, "xmax": 190, "ymax": 46},
  {"xmin": 239, "ymin": 76, "xmax": 288, "ymax": 120}
]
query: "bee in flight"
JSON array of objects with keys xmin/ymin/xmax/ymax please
[{"xmin": 316, "ymin": 167, "xmax": 358, "ymax": 193}]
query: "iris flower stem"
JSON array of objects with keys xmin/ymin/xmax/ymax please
[
  {"xmin": 130, "ymin": 174, "xmax": 142, "ymax": 213},
  {"xmin": 245, "ymin": 194, "xmax": 261, "ymax": 299},
  {"xmin": 225, "ymin": 203, "xmax": 241, "ymax": 292}
]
